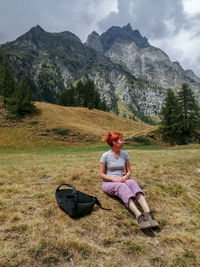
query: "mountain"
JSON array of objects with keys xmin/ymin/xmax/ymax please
[
  {"xmin": 0, "ymin": 24, "xmax": 200, "ymax": 119},
  {"xmin": 86, "ymin": 24, "xmax": 200, "ymax": 93},
  {"xmin": 0, "ymin": 25, "xmax": 120, "ymax": 108}
]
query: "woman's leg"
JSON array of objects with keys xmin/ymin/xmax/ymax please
[
  {"xmin": 102, "ymin": 182, "xmax": 135, "ymax": 208},
  {"xmin": 124, "ymin": 180, "xmax": 159, "ymax": 227},
  {"xmin": 128, "ymin": 198, "xmax": 142, "ymax": 218},
  {"xmin": 124, "ymin": 179, "xmax": 145, "ymax": 198},
  {"xmin": 136, "ymin": 193, "xmax": 150, "ymax": 213},
  {"xmin": 124, "ymin": 180, "xmax": 150, "ymax": 213},
  {"xmin": 102, "ymin": 182, "xmax": 152, "ymax": 229},
  {"xmin": 136, "ymin": 193, "xmax": 159, "ymax": 227}
]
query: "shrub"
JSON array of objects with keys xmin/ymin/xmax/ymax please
[
  {"xmin": 51, "ymin": 128, "xmax": 70, "ymax": 135},
  {"xmin": 133, "ymin": 136, "xmax": 151, "ymax": 145},
  {"xmin": 5, "ymin": 113, "xmax": 18, "ymax": 120},
  {"xmin": 29, "ymin": 120, "xmax": 39, "ymax": 125}
]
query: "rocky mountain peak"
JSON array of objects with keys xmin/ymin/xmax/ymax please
[
  {"xmin": 85, "ymin": 31, "xmax": 103, "ymax": 53},
  {"xmin": 15, "ymin": 25, "xmax": 47, "ymax": 45},
  {"xmin": 122, "ymin": 23, "xmax": 133, "ymax": 32},
  {"xmin": 30, "ymin": 25, "xmax": 45, "ymax": 33},
  {"xmin": 98, "ymin": 23, "xmax": 150, "ymax": 52},
  {"xmin": 13, "ymin": 25, "xmax": 83, "ymax": 52}
]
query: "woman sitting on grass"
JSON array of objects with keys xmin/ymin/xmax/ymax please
[{"xmin": 99, "ymin": 132, "xmax": 159, "ymax": 229}]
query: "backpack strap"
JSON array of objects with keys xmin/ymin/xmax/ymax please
[
  {"xmin": 56, "ymin": 183, "xmax": 76, "ymax": 193},
  {"xmin": 56, "ymin": 183, "xmax": 78, "ymax": 210},
  {"xmin": 94, "ymin": 197, "xmax": 111, "ymax": 211}
]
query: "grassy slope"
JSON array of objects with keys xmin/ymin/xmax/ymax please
[{"xmin": 0, "ymin": 102, "xmax": 154, "ymax": 150}]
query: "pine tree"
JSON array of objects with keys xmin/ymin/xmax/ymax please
[
  {"xmin": 58, "ymin": 87, "xmax": 74, "ymax": 106},
  {"xmin": 0, "ymin": 58, "xmax": 16, "ymax": 102},
  {"xmin": 84, "ymin": 80, "xmax": 101, "ymax": 109},
  {"xmin": 74, "ymin": 80, "xmax": 84, "ymax": 106},
  {"xmin": 83, "ymin": 80, "xmax": 94, "ymax": 108},
  {"xmin": 160, "ymin": 88, "xmax": 183, "ymax": 144},
  {"xmin": 178, "ymin": 83, "xmax": 200, "ymax": 137},
  {"xmin": 7, "ymin": 76, "xmax": 35, "ymax": 116}
]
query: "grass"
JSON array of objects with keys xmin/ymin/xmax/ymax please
[
  {"xmin": 0, "ymin": 101, "xmax": 199, "ymax": 266},
  {"xmin": 0, "ymin": 143, "xmax": 166, "ymax": 155},
  {"xmin": 0, "ymin": 146, "xmax": 200, "ymax": 266},
  {"xmin": 0, "ymin": 101, "xmax": 154, "ymax": 150}
]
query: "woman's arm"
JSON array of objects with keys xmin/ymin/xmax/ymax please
[
  {"xmin": 122, "ymin": 162, "xmax": 131, "ymax": 181},
  {"xmin": 99, "ymin": 163, "xmax": 123, "ymax": 182}
]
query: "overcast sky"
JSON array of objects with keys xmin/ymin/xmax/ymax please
[{"xmin": 1, "ymin": 0, "xmax": 200, "ymax": 77}]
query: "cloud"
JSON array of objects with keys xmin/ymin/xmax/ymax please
[
  {"xmin": 0, "ymin": 0, "xmax": 116, "ymax": 44},
  {"xmin": 0, "ymin": 0, "xmax": 200, "ymax": 76},
  {"xmin": 98, "ymin": 0, "xmax": 188, "ymax": 39}
]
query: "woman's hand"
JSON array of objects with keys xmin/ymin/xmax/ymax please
[
  {"xmin": 122, "ymin": 174, "xmax": 129, "ymax": 181},
  {"xmin": 113, "ymin": 175, "xmax": 128, "ymax": 182}
]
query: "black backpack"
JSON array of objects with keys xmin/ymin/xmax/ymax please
[{"xmin": 55, "ymin": 184, "xmax": 110, "ymax": 218}]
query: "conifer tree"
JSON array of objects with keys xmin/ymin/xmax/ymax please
[
  {"xmin": 0, "ymin": 58, "xmax": 15, "ymax": 102},
  {"xmin": 160, "ymin": 88, "xmax": 183, "ymax": 144},
  {"xmin": 83, "ymin": 80, "xmax": 93, "ymax": 108},
  {"xmin": 58, "ymin": 87, "xmax": 74, "ymax": 106},
  {"xmin": 178, "ymin": 83, "xmax": 200, "ymax": 137},
  {"xmin": 7, "ymin": 76, "xmax": 35, "ymax": 116},
  {"xmin": 84, "ymin": 80, "xmax": 100, "ymax": 109},
  {"xmin": 74, "ymin": 80, "xmax": 84, "ymax": 106}
]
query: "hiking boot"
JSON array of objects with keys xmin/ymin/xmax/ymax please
[
  {"xmin": 145, "ymin": 211, "xmax": 159, "ymax": 227},
  {"xmin": 137, "ymin": 214, "xmax": 152, "ymax": 229}
]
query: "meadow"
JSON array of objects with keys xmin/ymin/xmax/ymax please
[{"xmin": 0, "ymin": 145, "xmax": 200, "ymax": 267}]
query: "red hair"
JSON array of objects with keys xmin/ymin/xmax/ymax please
[{"xmin": 102, "ymin": 132, "xmax": 123, "ymax": 147}]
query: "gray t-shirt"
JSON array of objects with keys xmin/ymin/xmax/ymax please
[{"xmin": 100, "ymin": 150, "xmax": 130, "ymax": 181}]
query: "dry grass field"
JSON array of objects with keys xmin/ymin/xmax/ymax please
[
  {"xmin": 0, "ymin": 102, "xmax": 200, "ymax": 266},
  {"xmin": 0, "ymin": 102, "xmax": 154, "ymax": 150},
  {"xmin": 0, "ymin": 146, "xmax": 200, "ymax": 267}
]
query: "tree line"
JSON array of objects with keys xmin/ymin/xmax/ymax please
[
  {"xmin": 58, "ymin": 80, "xmax": 109, "ymax": 111},
  {"xmin": 160, "ymin": 84, "xmax": 200, "ymax": 144}
]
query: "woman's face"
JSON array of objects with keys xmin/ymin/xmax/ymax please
[{"xmin": 113, "ymin": 138, "xmax": 125, "ymax": 149}]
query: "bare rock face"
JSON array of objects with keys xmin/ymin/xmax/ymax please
[
  {"xmin": 85, "ymin": 31, "xmax": 104, "ymax": 54},
  {"xmin": 106, "ymin": 41, "xmax": 200, "ymax": 91},
  {"xmin": 87, "ymin": 23, "xmax": 200, "ymax": 96}
]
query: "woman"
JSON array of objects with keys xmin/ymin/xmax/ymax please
[{"xmin": 99, "ymin": 132, "xmax": 159, "ymax": 229}]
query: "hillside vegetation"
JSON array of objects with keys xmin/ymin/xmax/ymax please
[{"xmin": 0, "ymin": 101, "xmax": 154, "ymax": 150}]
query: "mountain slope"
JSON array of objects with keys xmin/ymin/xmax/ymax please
[
  {"xmin": 0, "ymin": 102, "xmax": 154, "ymax": 150},
  {"xmin": 0, "ymin": 25, "xmax": 149, "ymax": 116}
]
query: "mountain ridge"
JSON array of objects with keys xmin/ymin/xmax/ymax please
[
  {"xmin": 86, "ymin": 24, "xmax": 200, "ymax": 92},
  {"xmin": 0, "ymin": 24, "xmax": 200, "ymax": 118}
]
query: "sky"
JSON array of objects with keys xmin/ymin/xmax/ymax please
[{"xmin": 0, "ymin": 0, "xmax": 200, "ymax": 77}]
